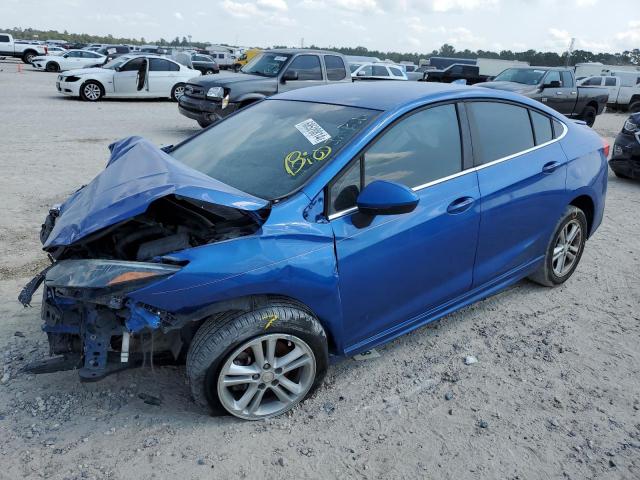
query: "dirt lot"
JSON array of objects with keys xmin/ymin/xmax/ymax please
[{"xmin": 1, "ymin": 59, "xmax": 639, "ymax": 480}]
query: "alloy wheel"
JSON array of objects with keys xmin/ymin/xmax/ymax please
[
  {"xmin": 217, "ymin": 334, "xmax": 316, "ymax": 420},
  {"xmin": 552, "ymin": 219, "xmax": 582, "ymax": 277},
  {"xmin": 83, "ymin": 83, "xmax": 101, "ymax": 101},
  {"xmin": 173, "ymin": 85, "xmax": 185, "ymax": 99}
]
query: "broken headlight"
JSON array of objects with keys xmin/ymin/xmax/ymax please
[
  {"xmin": 623, "ymin": 119, "xmax": 639, "ymax": 133},
  {"xmin": 45, "ymin": 259, "xmax": 181, "ymax": 290},
  {"xmin": 206, "ymin": 86, "xmax": 224, "ymax": 99}
]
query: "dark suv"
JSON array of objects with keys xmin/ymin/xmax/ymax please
[
  {"xmin": 609, "ymin": 113, "xmax": 640, "ymax": 179},
  {"xmin": 178, "ymin": 49, "xmax": 352, "ymax": 127}
]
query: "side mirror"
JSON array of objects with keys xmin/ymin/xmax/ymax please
[
  {"xmin": 542, "ymin": 80, "xmax": 561, "ymax": 89},
  {"xmin": 282, "ymin": 70, "xmax": 298, "ymax": 82},
  {"xmin": 356, "ymin": 70, "xmax": 366, "ymax": 77},
  {"xmin": 356, "ymin": 180, "xmax": 419, "ymax": 216},
  {"xmin": 114, "ymin": 66, "xmax": 121, "ymax": 72}
]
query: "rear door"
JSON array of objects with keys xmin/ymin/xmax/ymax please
[
  {"xmin": 467, "ymin": 101, "xmax": 568, "ymax": 287},
  {"xmin": 148, "ymin": 57, "xmax": 180, "ymax": 96},
  {"xmin": 323, "ymin": 55, "xmax": 347, "ymax": 83},
  {"xmin": 329, "ymin": 103, "xmax": 481, "ymax": 349},
  {"xmin": 279, "ymin": 55, "xmax": 325, "ymax": 92},
  {"xmin": 0, "ymin": 34, "xmax": 12, "ymax": 55}
]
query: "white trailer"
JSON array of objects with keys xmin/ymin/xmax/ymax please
[{"xmin": 476, "ymin": 58, "xmax": 530, "ymax": 77}]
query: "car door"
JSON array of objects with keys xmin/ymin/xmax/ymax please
[
  {"xmin": 540, "ymin": 71, "xmax": 572, "ymax": 114},
  {"xmin": 60, "ymin": 51, "xmax": 84, "ymax": 70},
  {"xmin": 113, "ymin": 57, "xmax": 148, "ymax": 96},
  {"xmin": 278, "ymin": 55, "xmax": 325, "ymax": 92},
  {"xmin": 603, "ymin": 76, "xmax": 619, "ymax": 105},
  {"xmin": 466, "ymin": 101, "xmax": 568, "ymax": 287},
  {"xmin": 148, "ymin": 58, "xmax": 179, "ymax": 96},
  {"xmin": 328, "ymin": 103, "xmax": 481, "ymax": 349},
  {"xmin": 79, "ymin": 51, "xmax": 102, "ymax": 67}
]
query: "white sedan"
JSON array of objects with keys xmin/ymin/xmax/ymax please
[
  {"xmin": 32, "ymin": 49, "xmax": 106, "ymax": 72},
  {"xmin": 56, "ymin": 54, "xmax": 202, "ymax": 101}
]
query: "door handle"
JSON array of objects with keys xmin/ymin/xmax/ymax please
[
  {"xmin": 542, "ymin": 161, "xmax": 561, "ymax": 174},
  {"xmin": 447, "ymin": 196, "xmax": 474, "ymax": 214},
  {"xmin": 556, "ymin": 91, "xmax": 564, "ymax": 95}
]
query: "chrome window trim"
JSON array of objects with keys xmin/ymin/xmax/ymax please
[{"xmin": 327, "ymin": 119, "xmax": 568, "ymax": 222}]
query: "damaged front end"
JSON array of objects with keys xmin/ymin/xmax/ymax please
[{"xmin": 19, "ymin": 136, "xmax": 271, "ymax": 380}]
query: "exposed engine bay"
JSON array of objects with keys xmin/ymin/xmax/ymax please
[{"xmin": 19, "ymin": 136, "xmax": 271, "ymax": 381}]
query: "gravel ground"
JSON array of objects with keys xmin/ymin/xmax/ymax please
[{"xmin": 1, "ymin": 59, "xmax": 639, "ymax": 480}]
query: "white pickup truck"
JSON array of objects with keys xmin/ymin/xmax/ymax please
[
  {"xmin": 579, "ymin": 73, "xmax": 640, "ymax": 113},
  {"xmin": 0, "ymin": 33, "xmax": 48, "ymax": 63}
]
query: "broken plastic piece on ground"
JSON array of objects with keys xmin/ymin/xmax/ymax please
[
  {"xmin": 138, "ymin": 392, "xmax": 162, "ymax": 406},
  {"xmin": 352, "ymin": 349, "xmax": 381, "ymax": 361}
]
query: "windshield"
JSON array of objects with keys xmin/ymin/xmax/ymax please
[
  {"xmin": 349, "ymin": 63, "xmax": 362, "ymax": 73},
  {"xmin": 170, "ymin": 100, "xmax": 380, "ymax": 200},
  {"xmin": 102, "ymin": 56, "xmax": 132, "ymax": 69},
  {"xmin": 493, "ymin": 68, "xmax": 547, "ymax": 85},
  {"xmin": 240, "ymin": 52, "xmax": 291, "ymax": 77}
]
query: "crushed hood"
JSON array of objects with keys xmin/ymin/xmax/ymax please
[
  {"xmin": 43, "ymin": 136, "xmax": 270, "ymax": 249},
  {"xmin": 188, "ymin": 72, "xmax": 275, "ymax": 87}
]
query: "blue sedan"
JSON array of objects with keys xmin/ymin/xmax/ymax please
[{"xmin": 23, "ymin": 82, "xmax": 608, "ymax": 420}]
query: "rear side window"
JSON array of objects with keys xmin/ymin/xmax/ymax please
[
  {"xmin": 0, "ymin": 35, "xmax": 10, "ymax": 42},
  {"xmin": 389, "ymin": 67, "xmax": 404, "ymax": 77},
  {"xmin": 372, "ymin": 65, "xmax": 389, "ymax": 77},
  {"xmin": 605, "ymin": 77, "xmax": 617, "ymax": 86},
  {"xmin": 150, "ymin": 58, "xmax": 179, "ymax": 71},
  {"xmin": 467, "ymin": 102, "xmax": 534, "ymax": 165},
  {"xmin": 286, "ymin": 55, "xmax": 322, "ymax": 80},
  {"xmin": 561, "ymin": 71, "xmax": 573, "ymax": 87},
  {"xmin": 529, "ymin": 110, "xmax": 553, "ymax": 145},
  {"xmin": 364, "ymin": 104, "xmax": 462, "ymax": 188},
  {"xmin": 583, "ymin": 77, "xmax": 602, "ymax": 86},
  {"xmin": 324, "ymin": 55, "xmax": 346, "ymax": 81}
]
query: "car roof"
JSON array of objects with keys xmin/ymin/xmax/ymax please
[
  {"xmin": 270, "ymin": 81, "xmax": 543, "ymax": 112},
  {"xmin": 267, "ymin": 48, "xmax": 345, "ymax": 56}
]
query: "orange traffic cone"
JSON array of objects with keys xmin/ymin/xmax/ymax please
[{"xmin": 17, "ymin": 63, "xmax": 22, "ymax": 73}]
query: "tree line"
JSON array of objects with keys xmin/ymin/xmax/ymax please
[{"xmin": 5, "ymin": 27, "xmax": 639, "ymax": 66}]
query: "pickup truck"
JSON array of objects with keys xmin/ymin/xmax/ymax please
[
  {"xmin": 477, "ymin": 67, "xmax": 608, "ymax": 127},
  {"xmin": 0, "ymin": 33, "xmax": 48, "ymax": 63},
  {"xmin": 579, "ymin": 75, "xmax": 640, "ymax": 113},
  {"xmin": 178, "ymin": 49, "xmax": 352, "ymax": 127},
  {"xmin": 421, "ymin": 64, "xmax": 488, "ymax": 85}
]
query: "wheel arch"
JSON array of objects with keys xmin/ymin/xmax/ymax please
[
  {"xmin": 173, "ymin": 294, "xmax": 341, "ymax": 356},
  {"xmin": 81, "ymin": 78, "xmax": 106, "ymax": 94},
  {"xmin": 569, "ymin": 194, "xmax": 595, "ymax": 236}
]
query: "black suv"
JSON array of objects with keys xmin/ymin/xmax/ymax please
[{"xmin": 610, "ymin": 113, "xmax": 640, "ymax": 179}]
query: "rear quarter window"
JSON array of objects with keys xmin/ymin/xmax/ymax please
[
  {"xmin": 467, "ymin": 102, "xmax": 535, "ymax": 165},
  {"xmin": 0, "ymin": 35, "xmax": 10, "ymax": 42},
  {"xmin": 529, "ymin": 110, "xmax": 554, "ymax": 145}
]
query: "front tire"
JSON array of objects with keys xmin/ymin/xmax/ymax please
[
  {"xmin": 204, "ymin": 69, "xmax": 215, "ymax": 75},
  {"xmin": 629, "ymin": 101, "xmax": 640, "ymax": 114},
  {"xmin": 529, "ymin": 206, "xmax": 587, "ymax": 287},
  {"xmin": 171, "ymin": 83, "xmax": 185, "ymax": 101},
  {"xmin": 581, "ymin": 105, "xmax": 597, "ymax": 127},
  {"xmin": 45, "ymin": 61, "xmax": 59, "ymax": 72},
  {"xmin": 186, "ymin": 300, "xmax": 328, "ymax": 420},
  {"xmin": 79, "ymin": 80, "xmax": 103, "ymax": 101}
]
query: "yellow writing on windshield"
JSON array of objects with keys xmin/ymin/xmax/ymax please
[{"xmin": 284, "ymin": 146, "xmax": 332, "ymax": 177}]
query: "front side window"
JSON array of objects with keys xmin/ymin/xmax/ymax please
[
  {"xmin": 372, "ymin": 65, "xmax": 389, "ymax": 77},
  {"xmin": 467, "ymin": 102, "xmax": 534, "ymax": 165},
  {"xmin": 286, "ymin": 55, "xmax": 322, "ymax": 81},
  {"xmin": 121, "ymin": 57, "xmax": 146, "ymax": 72},
  {"xmin": 170, "ymin": 100, "xmax": 379, "ymax": 200},
  {"xmin": 324, "ymin": 55, "xmax": 347, "ymax": 81},
  {"xmin": 328, "ymin": 104, "xmax": 462, "ymax": 214},
  {"xmin": 544, "ymin": 71, "xmax": 561, "ymax": 86},
  {"xmin": 66, "ymin": 51, "xmax": 82, "ymax": 58}
]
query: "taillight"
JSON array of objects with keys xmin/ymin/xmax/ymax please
[{"xmin": 602, "ymin": 139, "xmax": 610, "ymax": 158}]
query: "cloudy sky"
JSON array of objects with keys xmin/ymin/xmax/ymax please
[{"xmin": 1, "ymin": 0, "xmax": 638, "ymax": 53}]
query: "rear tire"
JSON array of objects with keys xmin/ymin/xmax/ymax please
[
  {"xmin": 171, "ymin": 83, "xmax": 186, "ymax": 101},
  {"xmin": 204, "ymin": 69, "xmax": 215, "ymax": 75},
  {"xmin": 79, "ymin": 80, "xmax": 103, "ymax": 101},
  {"xmin": 45, "ymin": 62, "xmax": 59, "ymax": 72},
  {"xmin": 22, "ymin": 50, "xmax": 36, "ymax": 63},
  {"xmin": 529, "ymin": 206, "xmax": 587, "ymax": 287},
  {"xmin": 186, "ymin": 300, "xmax": 328, "ymax": 420},
  {"xmin": 581, "ymin": 105, "xmax": 597, "ymax": 127},
  {"xmin": 629, "ymin": 101, "xmax": 640, "ymax": 114}
]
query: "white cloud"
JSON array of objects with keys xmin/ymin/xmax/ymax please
[
  {"xmin": 257, "ymin": 0, "xmax": 288, "ymax": 11},
  {"xmin": 430, "ymin": 0, "xmax": 499, "ymax": 12},
  {"xmin": 575, "ymin": 0, "xmax": 597, "ymax": 6},
  {"xmin": 174, "ymin": 12, "xmax": 184, "ymax": 20}
]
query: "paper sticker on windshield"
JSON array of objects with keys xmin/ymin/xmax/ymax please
[
  {"xmin": 295, "ymin": 119, "xmax": 331, "ymax": 146},
  {"xmin": 107, "ymin": 48, "xmax": 116, "ymax": 54},
  {"xmin": 274, "ymin": 56, "xmax": 288, "ymax": 62}
]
